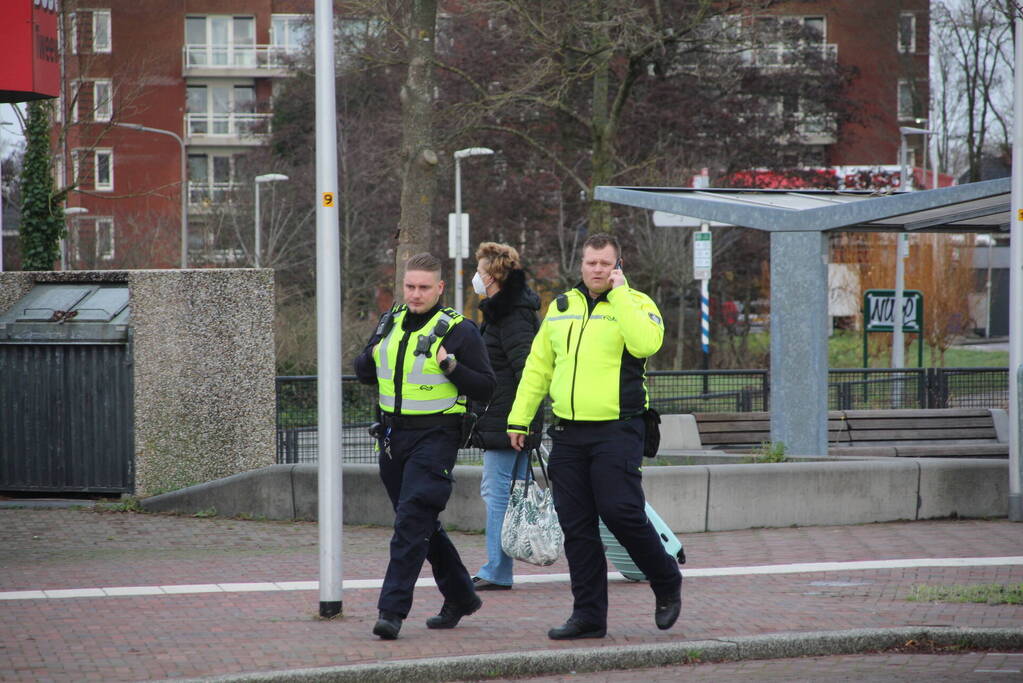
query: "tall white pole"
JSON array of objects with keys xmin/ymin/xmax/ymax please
[
  {"xmin": 254, "ymin": 180, "xmax": 261, "ymax": 268},
  {"xmin": 314, "ymin": 0, "xmax": 344, "ymax": 615},
  {"xmin": 454, "ymin": 157, "xmax": 463, "ymax": 313},
  {"xmin": 179, "ymin": 135, "xmax": 187, "ymax": 268},
  {"xmin": 894, "ymin": 135, "xmax": 908, "ymax": 371},
  {"xmin": 1007, "ymin": 12, "xmax": 1022, "ymax": 522}
]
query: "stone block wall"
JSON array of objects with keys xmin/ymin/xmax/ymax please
[{"xmin": 0, "ymin": 269, "xmax": 276, "ymax": 495}]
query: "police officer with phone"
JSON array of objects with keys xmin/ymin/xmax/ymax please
[
  {"xmin": 355, "ymin": 253, "xmax": 496, "ymax": 640},
  {"xmin": 507, "ymin": 233, "xmax": 682, "ymax": 640}
]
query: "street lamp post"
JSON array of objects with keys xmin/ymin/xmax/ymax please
[
  {"xmin": 253, "ymin": 173, "xmax": 288, "ymax": 268},
  {"xmin": 453, "ymin": 147, "xmax": 494, "ymax": 313},
  {"xmin": 112, "ymin": 122, "xmax": 188, "ymax": 268},
  {"xmin": 62, "ymin": 207, "xmax": 89, "ymax": 270},
  {"xmin": 892, "ymin": 126, "xmax": 931, "ymax": 372}
]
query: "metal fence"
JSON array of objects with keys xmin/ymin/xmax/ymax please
[{"xmin": 277, "ymin": 367, "xmax": 1009, "ymax": 464}]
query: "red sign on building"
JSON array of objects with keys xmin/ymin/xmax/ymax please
[{"xmin": 0, "ymin": 0, "xmax": 61, "ymax": 103}]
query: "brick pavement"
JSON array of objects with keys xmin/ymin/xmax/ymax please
[{"xmin": 0, "ymin": 509, "xmax": 1021, "ymax": 681}]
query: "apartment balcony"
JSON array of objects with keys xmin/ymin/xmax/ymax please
[
  {"xmin": 182, "ymin": 44, "xmax": 298, "ymax": 77},
  {"xmin": 185, "ymin": 113, "xmax": 272, "ymax": 147},
  {"xmin": 188, "ymin": 181, "xmax": 240, "ymax": 210},
  {"xmin": 742, "ymin": 42, "xmax": 837, "ymax": 68}
]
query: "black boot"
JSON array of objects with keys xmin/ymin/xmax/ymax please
[
  {"xmin": 654, "ymin": 592, "xmax": 681, "ymax": 630},
  {"xmin": 547, "ymin": 618, "xmax": 607, "ymax": 640},
  {"xmin": 372, "ymin": 611, "xmax": 403, "ymax": 640},
  {"xmin": 425, "ymin": 595, "xmax": 483, "ymax": 629}
]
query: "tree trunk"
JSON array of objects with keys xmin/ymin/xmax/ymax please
[{"xmin": 394, "ymin": 0, "xmax": 440, "ymax": 294}]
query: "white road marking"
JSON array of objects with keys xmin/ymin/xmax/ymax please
[{"xmin": 1, "ymin": 556, "xmax": 1020, "ymax": 601}]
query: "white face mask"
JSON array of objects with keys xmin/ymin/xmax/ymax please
[{"xmin": 472, "ymin": 271, "xmax": 488, "ymax": 296}]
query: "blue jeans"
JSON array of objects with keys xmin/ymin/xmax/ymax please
[{"xmin": 476, "ymin": 447, "xmax": 530, "ymax": 585}]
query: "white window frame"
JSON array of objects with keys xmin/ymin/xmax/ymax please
[
  {"xmin": 71, "ymin": 149, "xmax": 83, "ymax": 186},
  {"xmin": 93, "ymin": 79, "xmax": 112, "ymax": 121},
  {"xmin": 270, "ymin": 14, "xmax": 310, "ymax": 54},
  {"xmin": 53, "ymin": 154, "xmax": 64, "ymax": 188},
  {"xmin": 69, "ymin": 12, "xmax": 78, "ymax": 54},
  {"xmin": 70, "ymin": 80, "xmax": 81, "ymax": 123},
  {"xmin": 94, "ymin": 148, "xmax": 114, "ymax": 191},
  {"xmin": 898, "ymin": 12, "xmax": 916, "ymax": 54},
  {"xmin": 95, "ymin": 217, "xmax": 115, "ymax": 260},
  {"xmin": 92, "ymin": 9, "xmax": 111, "ymax": 53}
]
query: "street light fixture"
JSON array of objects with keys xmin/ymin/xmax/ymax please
[
  {"xmin": 452, "ymin": 147, "xmax": 494, "ymax": 313},
  {"xmin": 892, "ymin": 126, "xmax": 932, "ymax": 372},
  {"xmin": 62, "ymin": 207, "xmax": 89, "ymax": 270},
  {"xmin": 112, "ymin": 122, "xmax": 188, "ymax": 268},
  {"xmin": 253, "ymin": 173, "xmax": 288, "ymax": 268}
]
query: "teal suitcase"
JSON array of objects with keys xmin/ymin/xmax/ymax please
[{"xmin": 599, "ymin": 503, "xmax": 686, "ymax": 581}]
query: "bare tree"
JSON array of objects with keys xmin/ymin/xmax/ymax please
[{"xmin": 933, "ymin": 0, "xmax": 1014, "ymax": 180}]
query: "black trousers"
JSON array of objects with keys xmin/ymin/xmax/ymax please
[
  {"xmin": 548, "ymin": 416, "xmax": 682, "ymax": 626},
  {"xmin": 376, "ymin": 424, "xmax": 476, "ymax": 618}
]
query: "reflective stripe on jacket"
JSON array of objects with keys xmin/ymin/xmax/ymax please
[
  {"xmin": 373, "ymin": 306, "xmax": 467, "ymax": 415},
  {"xmin": 508, "ymin": 283, "xmax": 663, "ymax": 427}
]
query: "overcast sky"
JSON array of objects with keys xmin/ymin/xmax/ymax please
[{"xmin": 0, "ymin": 104, "xmax": 26, "ymax": 160}]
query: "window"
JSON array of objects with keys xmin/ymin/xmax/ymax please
[
  {"xmin": 271, "ymin": 14, "xmax": 311, "ymax": 54},
  {"xmin": 96, "ymin": 218, "xmax": 115, "ymax": 260},
  {"xmin": 93, "ymin": 10, "xmax": 111, "ymax": 53},
  {"xmin": 94, "ymin": 149, "xmax": 113, "ymax": 191},
  {"xmin": 53, "ymin": 154, "xmax": 64, "ymax": 188},
  {"xmin": 71, "ymin": 150, "xmax": 82, "ymax": 185},
  {"xmin": 70, "ymin": 80, "xmax": 81, "ymax": 122},
  {"xmin": 186, "ymin": 84, "xmax": 256, "ymax": 135},
  {"xmin": 897, "ymin": 79, "xmax": 914, "ymax": 119},
  {"xmin": 188, "ymin": 153, "xmax": 234, "ymax": 204},
  {"xmin": 185, "ymin": 15, "xmax": 255, "ymax": 67},
  {"xmin": 898, "ymin": 13, "xmax": 916, "ymax": 54},
  {"xmin": 93, "ymin": 79, "xmax": 112, "ymax": 121},
  {"xmin": 69, "ymin": 12, "xmax": 78, "ymax": 54}
]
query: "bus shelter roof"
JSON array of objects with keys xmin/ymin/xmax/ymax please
[{"xmin": 594, "ymin": 177, "xmax": 1010, "ymax": 233}]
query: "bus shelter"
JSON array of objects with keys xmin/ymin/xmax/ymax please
[{"xmin": 595, "ymin": 177, "xmax": 1012, "ymax": 460}]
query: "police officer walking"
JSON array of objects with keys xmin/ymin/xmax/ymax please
[
  {"xmin": 355, "ymin": 253, "xmax": 496, "ymax": 640},
  {"xmin": 507, "ymin": 233, "xmax": 682, "ymax": 640}
]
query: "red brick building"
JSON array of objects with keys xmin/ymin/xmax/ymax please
[
  {"xmin": 54, "ymin": 0, "xmax": 311, "ymax": 269},
  {"xmin": 51, "ymin": 0, "xmax": 930, "ymax": 270}
]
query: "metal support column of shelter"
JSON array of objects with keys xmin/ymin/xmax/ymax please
[
  {"xmin": 769, "ymin": 231, "xmax": 829, "ymax": 456},
  {"xmin": 1008, "ymin": 12, "xmax": 1023, "ymax": 522},
  {"xmin": 314, "ymin": 0, "xmax": 344, "ymax": 616}
]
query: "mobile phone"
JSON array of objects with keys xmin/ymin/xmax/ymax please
[{"xmin": 614, "ymin": 258, "xmax": 622, "ymax": 271}]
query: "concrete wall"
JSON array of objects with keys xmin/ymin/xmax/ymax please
[
  {"xmin": 0, "ymin": 270, "xmax": 276, "ymax": 496},
  {"xmin": 140, "ymin": 459, "xmax": 1010, "ymax": 532}
]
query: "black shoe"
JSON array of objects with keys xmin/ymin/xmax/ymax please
[
  {"xmin": 654, "ymin": 593, "xmax": 681, "ymax": 630},
  {"xmin": 548, "ymin": 618, "xmax": 607, "ymax": 640},
  {"xmin": 372, "ymin": 611, "xmax": 403, "ymax": 640},
  {"xmin": 425, "ymin": 595, "xmax": 483, "ymax": 629},
  {"xmin": 472, "ymin": 576, "xmax": 512, "ymax": 591}
]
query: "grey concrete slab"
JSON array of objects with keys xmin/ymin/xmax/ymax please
[
  {"xmin": 704, "ymin": 460, "xmax": 919, "ymax": 531},
  {"xmin": 916, "ymin": 458, "xmax": 1009, "ymax": 520}
]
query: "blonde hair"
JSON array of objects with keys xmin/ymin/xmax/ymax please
[{"xmin": 474, "ymin": 242, "xmax": 520, "ymax": 284}]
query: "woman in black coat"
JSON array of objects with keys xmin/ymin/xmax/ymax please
[{"xmin": 470, "ymin": 242, "xmax": 543, "ymax": 590}]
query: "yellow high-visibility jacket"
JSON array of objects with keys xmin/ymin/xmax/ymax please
[
  {"xmin": 373, "ymin": 306, "xmax": 466, "ymax": 415},
  {"xmin": 507, "ymin": 282, "xmax": 663, "ymax": 430}
]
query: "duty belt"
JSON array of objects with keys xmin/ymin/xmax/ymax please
[{"xmin": 380, "ymin": 412, "xmax": 462, "ymax": 430}]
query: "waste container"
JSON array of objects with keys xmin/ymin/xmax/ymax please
[{"xmin": 0, "ymin": 283, "xmax": 134, "ymax": 493}]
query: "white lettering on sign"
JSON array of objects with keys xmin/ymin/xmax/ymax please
[{"xmin": 35, "ymin": 0, "xmax": 59, "ymax": 12}]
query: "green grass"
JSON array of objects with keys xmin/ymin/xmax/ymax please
[
  {"xmin": 744, "ymin": 441, "xmax": 787, "ymax": 463},
  {"xmin": 906, "ymin": 583, "xmax": 1023, "ymax": 605}
]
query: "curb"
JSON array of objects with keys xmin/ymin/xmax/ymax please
[{"xmin": 166, "ymin": 626, "xmax": 1023, "ymax": 682}]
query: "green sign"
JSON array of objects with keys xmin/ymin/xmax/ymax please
[{"xmin": 863, "ymin": 289, "xmax": 923, "ymax": 333}]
